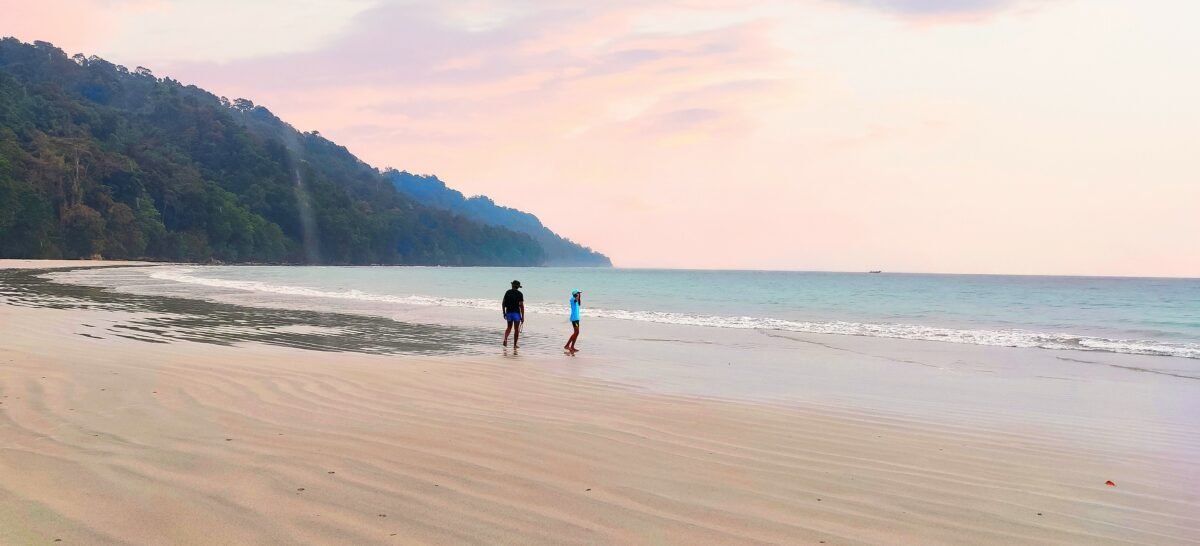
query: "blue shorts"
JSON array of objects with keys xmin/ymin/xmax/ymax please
[{"xmin": 505, "ymin": 312, "xmax": 522, "ymax": 322}]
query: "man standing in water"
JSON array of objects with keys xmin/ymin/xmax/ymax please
[
  {"xmin": 502, "ymin": 280, "xmax": 525, "ymax": 348},
  {"xmin": 565, "ymin": 289, "xmax": 582, "ymax": 353}
]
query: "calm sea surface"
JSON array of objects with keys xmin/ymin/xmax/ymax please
[{"xmin": 50, "ymin": 266, "xmax": 1200, "ymax": 359}]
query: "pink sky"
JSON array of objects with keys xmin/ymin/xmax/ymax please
[{"xmin": 3, "ymin": 0, "xmax": 1198, "ymax": 276}]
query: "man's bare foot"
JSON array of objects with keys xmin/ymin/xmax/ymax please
[{"xmin": 503, "ymin": 341, "xmax": 508, "ymax": 347}]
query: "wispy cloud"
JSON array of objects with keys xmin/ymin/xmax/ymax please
[
  {"xmin": 167, "ymin": 1, "xmax": 791, "ymax": 146},
  {"xmin": 831, "ymin": 0, "xmax": 1041, "ymax": 22},
  {"xmin": 844, "ymin": 0, "xmax": 1012, "ymax": 15},
  {"xmin": 649, "ymin": 108, "xmax": 723, "ymax": 132}
]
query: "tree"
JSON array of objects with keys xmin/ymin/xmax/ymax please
[
  {"xmin": 135, "ymin": 198, "xmax": 168, "ymax": 257},
  {"xmin": 104, "ymin": 202, "xmax": 145, "ymax": 258},
  {"xmin": 61, "ymin": 204, "xmax": 106, "ymax": 258}
]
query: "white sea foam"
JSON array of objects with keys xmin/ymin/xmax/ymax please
[{"xmin": 139, "ymin": 267, "xmax": 1200, "ymax": 360}]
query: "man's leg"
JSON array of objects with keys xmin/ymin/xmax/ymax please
[
  {"xmin": 512, "ymin": 321, "xmax": 521, "ymax": 348},
  {"xmin": 503, "ymin": 322, "xmax": 513, "ymax": 346}
]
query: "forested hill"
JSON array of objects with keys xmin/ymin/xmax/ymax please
[
  {"xmin": 388, "ymin": 171, "xmax": 611, "ymax": 266},
  {"xmin": 0, "ymin": 38, "xmax": 549, "ymax": 265}
]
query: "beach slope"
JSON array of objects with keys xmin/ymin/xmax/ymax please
[{"xmin": 0, "ymin": 263, "xmax": 1197, "ymax": 544}]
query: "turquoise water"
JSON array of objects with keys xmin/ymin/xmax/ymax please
[{"xmin": 59, "ymin": 266, "xmax": 1200, "ymax": 359}]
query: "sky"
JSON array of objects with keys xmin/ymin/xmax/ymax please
[{"xmin": 3, "ymin": 0, "xmax": 1198, "ymax": 276}]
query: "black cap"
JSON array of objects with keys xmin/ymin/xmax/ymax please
[{"xmin": 511, "ymin": 280, "xmax": 522, "ymax": 288}]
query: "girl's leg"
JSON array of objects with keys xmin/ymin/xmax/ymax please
[{"xmin": 566, "ymin": 323, "xmax": 579, "ymax": 351}]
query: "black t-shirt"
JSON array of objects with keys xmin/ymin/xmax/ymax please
[{"xmin": 503, "ymin": 289, "xmax": 524, "ymax": 313}]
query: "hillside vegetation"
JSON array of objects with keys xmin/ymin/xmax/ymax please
[
  {"xmin": 0, "ymin": 38, "xmax": 547, "ymax": 265},
  {"xmin": 388, "ymin": 171, "xmax": 610, "ymax": 266}
]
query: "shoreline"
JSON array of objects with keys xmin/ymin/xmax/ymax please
[
  {"xmin": 2, "ymin": 260, "xmax": 1198, "ymax": 543},
  {"xmin": 9, "ymin": 262, "xmax": 1200, "ymax": 425},
  {"xmin": 37, "ymin": 262, "xmax": 1200, "ymax": 361},
  {"xmin": 9, "ymin": 262, "xmax": 1200, "ymax": 428},
  {"xmin": 0, "ymin": 259, "xmax": 163, "ymax": 270}
]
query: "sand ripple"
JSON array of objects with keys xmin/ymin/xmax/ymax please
[{"xmin": 1, "ymin": 303, "xmax": 1198, "ymax": 544}]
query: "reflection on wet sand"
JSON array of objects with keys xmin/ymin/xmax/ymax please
[{"xmin": 0, "ymin": 268, "xmax": 509, "ymax": 356}]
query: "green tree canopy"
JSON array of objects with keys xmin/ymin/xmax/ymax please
[{"xmin": 0, "ymin": 38, "xmax": 545, "ymax": 265}]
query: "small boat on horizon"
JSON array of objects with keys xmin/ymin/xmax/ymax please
[{"xmin": 868, "ymin": 270, "xmax": 882, "ymax": 274}]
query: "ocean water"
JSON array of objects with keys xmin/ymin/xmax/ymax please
[{"xmin": 52, "ymin": 266, "xmax": 1200, "ymax": 359}]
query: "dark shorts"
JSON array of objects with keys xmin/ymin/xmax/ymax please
[
  {"xmin": 505, "ymin": 312, "xmax": 522, "ymax": 323},
  {"xmin": 571, "ymin": 320, "xmax": 580, "ymax": 327}
]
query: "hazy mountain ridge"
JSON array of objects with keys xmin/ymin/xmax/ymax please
[
  {"xmin": 387, "ymin": 170, "xmax": 611, "ymax": 266},
  {"xmin": 0, "ymin": 38, "xmax": 573, "ymax": 266}
]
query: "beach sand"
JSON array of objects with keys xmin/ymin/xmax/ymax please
[
  {"xmin": 1, "ymin": 261, "xmax": 1197, "ymax": 544},
  {"xmin": 0, "ymin": 260, "xmax": 159, "ymax": 270}
]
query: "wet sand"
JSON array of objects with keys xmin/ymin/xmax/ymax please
[{"xmin": 1, "ymin": 261, "xmax": 1198, "ymax": 544}]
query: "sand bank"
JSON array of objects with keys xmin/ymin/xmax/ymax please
[
  {"xmin": 0, "ymin": 259, "xmax": 161, "ymax": 270},
  {"xmin": 0, "ymin": 267, "xmax": 1197, "ymax": 544}
]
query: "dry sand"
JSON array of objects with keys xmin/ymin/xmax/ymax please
[{"xmin": 1, "ymin": 262, "xmax": 1197, "ymax": 544}]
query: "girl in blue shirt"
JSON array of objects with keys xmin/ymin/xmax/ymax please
[{"xmin": 565, "ymin": 289, "xmax": 582, "ymax": 353}]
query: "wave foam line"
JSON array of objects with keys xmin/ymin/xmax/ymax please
[{"xmin": 149, "ymin": 267, "xmax": 1200, "ymax": 360}]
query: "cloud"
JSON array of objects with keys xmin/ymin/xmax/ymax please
[
  {"xmin": 172, "ymin": 1, "xmax": 777, "ymax": 88},
  {"xmin": 841, "ymin": 0, "xmax": 1010, "ymax": 15},
  {"xmin": 162, "ymin": 1, "xmax": 792, "ymax": 146},
  {"xmin": 649, "ymin": 108, "xmax": 723, "ymax": 132},
  {"xmin": 833, "ymin": 0, "xmax": 1033, "ymax": 22}
]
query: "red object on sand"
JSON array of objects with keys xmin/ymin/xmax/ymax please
[{"xmin": 1105, "ymin": 480, "xmax": 1116, "ymax": 486}]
